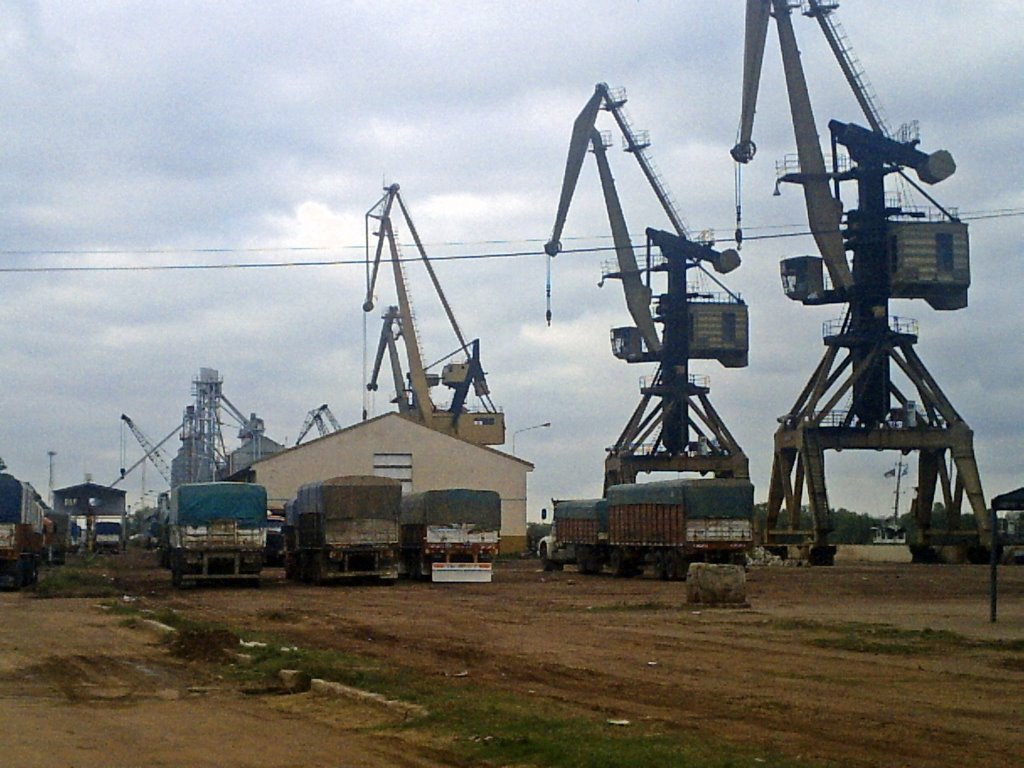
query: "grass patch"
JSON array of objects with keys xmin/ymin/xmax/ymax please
[
  {"xmin": 775, "ymin": 619, "xmax": 1024, "ymax": 658},
  {"xmin": 34, "ymin": 562, "xmax": 122, "ymax": 598},
  {"xmin": 416, "ymin": 690, "xmax": 791, "ymax": 768},
  {"xmin": 584, "ymin": 601, "xmax": 680, "ymax": 613},
  {"xmin": 810, "ymin": 627, "xmax": 952, "ymax": 656},
  {"xmin": 112, "ymin": 606, "xmax": 806, "ymax": 767}
]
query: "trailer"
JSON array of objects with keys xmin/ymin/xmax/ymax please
[
  {"xmin": 287, "ymin": 475, "xmax": 400, "ymax": 584},
  {"xmin": 400, "ymin": 489, "xmax": 500, "ymax": 582},
  {"xmin": 538, "ymin": 498, "xmax": 608, "ymax": 574},
  {"xmin": 0, "ymin": 473, "xmax": 45, "ymax": 590},
  {"xmin": 168, "ymin": 482, "xmax": 267, "ymax": 588},
  {"xmin": 605, "ymin": 478, "xmax": 754, "ymax": 579}
]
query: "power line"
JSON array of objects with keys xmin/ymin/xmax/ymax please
[{"xmin": 1, "ymin": 208, "xmax": 1020, "ymax": 274}]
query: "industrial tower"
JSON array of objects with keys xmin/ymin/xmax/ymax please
[{"xmin": 170, "ymin": 368, "xmax": 281, "ymax": 486}]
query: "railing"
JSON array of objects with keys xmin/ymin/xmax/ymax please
[
  {"xmin": 822, "ymin": 315, "xmax": 918, "ymax": 339},
  {"xmin": 775, "ymin": 152, "xmax": 850, "ymax": 180}
]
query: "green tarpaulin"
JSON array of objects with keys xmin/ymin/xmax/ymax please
[{"xmin": 171, "ymin": 483, "xmax": 267, "ymax": 528}]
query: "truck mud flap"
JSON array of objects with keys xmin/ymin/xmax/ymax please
[{"xmin": 431, "ymin": 562, "xmax": 493, "ymax": 583}]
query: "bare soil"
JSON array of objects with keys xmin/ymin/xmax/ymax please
[{"xmin": 3, "ymin": 551, "xmax": 1022, "ymax": 767}]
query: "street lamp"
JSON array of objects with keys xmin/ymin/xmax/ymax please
[{"xmin": 512, "ymin": 422, "xmax": 551, "ymax": 455}]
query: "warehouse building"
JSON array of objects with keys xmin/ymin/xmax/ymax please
[{"xmin": 230, "ymin": 412, "xmax": 532, "ymax": 552}]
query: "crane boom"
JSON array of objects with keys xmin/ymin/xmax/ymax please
[
  {"xmin": 731, "ymin": 0, "xmax": 771, "ymax": 164},
  {"xmin": 805, "ymin": 0, "xmax": 887, "ymax": 135},
  {"xmin": 114, "ymin": 415, "xmax": 177, "ymax": 486},
  {"xmin": 590, "ymin": 130, "xmax": 661, "ymax": 354},
  {"xmin": 366, "ymin": 306, "xmax": 413, "ymax": 415},
  {"xmin": 599, "ymin": 84, "xmax": 689, "ymax": 238},
  {"xmin": 732, "ymin": 0, "xmax": 852, "ymax": 291},
  {"xmin": 545, "ymin": 90, "xmax": 603, "ymax": 257}
]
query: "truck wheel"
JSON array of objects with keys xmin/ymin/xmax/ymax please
[
  {"xmin": 653, "ymin": 552, "xmax": 669, "ymax": 581},
  {"xmin": 610, "ymin": 549, "xmax": 630, "ymax": 578},
  {"xmin": 11, "ymin": 562, "xmax": 24, "ymax": 591},
  {"xmin": 171, "ymin": 563, "xmax": 183, "ymax": 589},
  {"xmin": 665, "ymin": 552, "xmax": 682, "ymax": 581},
  {"xmin": 540, "ymin": 544, "xmax": 561, "ymax": 572}
]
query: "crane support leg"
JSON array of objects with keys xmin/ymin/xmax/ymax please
[{"xmin": 765, "ymin": 332, "xmax": 987, "ymax": 564}]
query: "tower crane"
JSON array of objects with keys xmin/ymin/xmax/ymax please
[
  {"xmin": 295, "ymin": 404, "xmax": 342, "ymax": 446},
  {"xmin": 113, "ymin": 414, "xmax": 178, "ymax": 487},
  {"xmin": 547, "ymin": 83, "xmax": 750, "ymax": 489},
  {"xmin": 362, "ymin": 184, "xmax": 505, "ymax": 446},
  {"xmin": 731, "ymin": 1, "xmax": 986, "ymax": 564}
]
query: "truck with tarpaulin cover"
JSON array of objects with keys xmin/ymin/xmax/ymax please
[
  {"xmin": 399, "ymin": 489, "xmax": 501, "ymax": 582},
  {"xmin": 605, "ymin": 478, "xmax": 754, "ymax": 579},
  {"xmin": 286, "ymin": 475, "xmax": 400, "ymax": 583},
  {"xmin": 0, "ymin": 473, "xmax": 45, "ymax": 590},
  {"xmin": 538, "ymin": 498, "xmax": 608, "ymax": 574},
  {"xmin": 167, "ymin": 482, "xmax": 267, "ymax": 588}
]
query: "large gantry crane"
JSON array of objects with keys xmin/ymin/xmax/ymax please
[
  {"xmin": 547, "ymin": 83, "xmax": 749, "ymax": 490},
  {"xmin": 362, "ymin": 184, "xmax": 505, "ymax": 446},
  {"xmin": 732, "ymin": 0, "xmax": 986, "ymax": 564}
]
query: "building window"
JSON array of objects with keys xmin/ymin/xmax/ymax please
[
  {"xmin": 374, "ymin": 453, "xmax": 413, "ymax": 493},
  {"xmin": 722, "ymin": 312, "xmax": 737, "ymax": 344},
  {"xmin": 936, "ymin": 232, "xmax": 954, "ymax": 272}
]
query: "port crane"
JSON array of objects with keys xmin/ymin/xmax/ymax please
[
  {"xmin": 113, "ymin": 414, "xmax": 178, "ymax": 487},
  {"xmin": 732, "ymin": 0, "xmax": 986, "ymax": 563},
  {"xmin": 295, "ymin": 404, "xmax": 342, "ymax": 446},
  {"xmin": 547, "ymin": 83, "xmax": 749, "ymax": 489},
  {"xmin": 363, "ymin": 184, "xmax": 505, "ymax": 446}
]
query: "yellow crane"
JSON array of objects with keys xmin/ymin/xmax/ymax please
[{"xmin": 362, "ymin": 184, "xmax": 505, "ymax": 447}]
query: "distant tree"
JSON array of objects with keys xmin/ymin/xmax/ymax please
[{"xmin": 830, "ymin": 508, "xmax": 877, "ymax": 544}]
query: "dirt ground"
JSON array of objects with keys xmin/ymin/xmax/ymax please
[{"xmin": 2, "ymin": 551, "xmax": 1022, "ymax": 767}]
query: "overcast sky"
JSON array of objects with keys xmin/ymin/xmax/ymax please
[{"xmin": 2, "ymin": 1, "xmax": 1022, "ymax": 521}]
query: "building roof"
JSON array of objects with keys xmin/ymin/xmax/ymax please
[
  {"xmin": 247, "ymin": 412, "xmax": 534, "ymax": 470},
  {"xmin": 54, "ymin": 482, "xmax": 126, "ymax": 498},
  {"xmin": 992, "ymin": 487, "xmax": 1024, "ymax": 511}
]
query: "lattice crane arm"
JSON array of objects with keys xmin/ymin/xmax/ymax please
[
  {"xmin": 114, "ymin": 414, "xmax": 177, "ymax": 486},
  {"xmin": 295, "ymin": 404, "xmax": 344, "ymax": 446}
]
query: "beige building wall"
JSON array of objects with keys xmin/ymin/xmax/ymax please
[{"xmin": 245, "ymin": 413, "xmax": 531, "ymax": 552}]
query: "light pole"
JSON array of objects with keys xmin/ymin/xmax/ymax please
[
  {"xmin": 512, "ymin": 422, "xmax": 551, "ymax": 455},
  {"xmin": 47, "ymin": 450, "xmax": 57, "ymax": 507}
]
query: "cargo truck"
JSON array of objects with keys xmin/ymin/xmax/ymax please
[
  {"xmin": 91, "ymin": 515, "xmax": 125, "ymax": 554},
  {"xmin": 286, "ymin": 475, "xmax": 400, "ymax": 584},
  {"xmin": 538, "ymin": 498, "xmax": 608, "ymax": 574},
  {"xmin": 399, "ymin": 489, "xmax": 501, "ymax": 582},
  {"xmin": 605, "ymin": 478, "xmax": 754, "ymax": 579},
  {"xmin": 43, "ymin": 510, "xmax": 70, "ymax": 565},
  {"xmin": 167, "ymin": 482, "xmax": 268, "ymax": 588},
  {"xmin": 0, "ymin": 473, "xmax": 45, "ymax": 590}
]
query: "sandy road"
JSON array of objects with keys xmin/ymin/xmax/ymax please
[{"xmin": 2, "ymin": 554, "xmax": 1022, "ymax": 767}]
